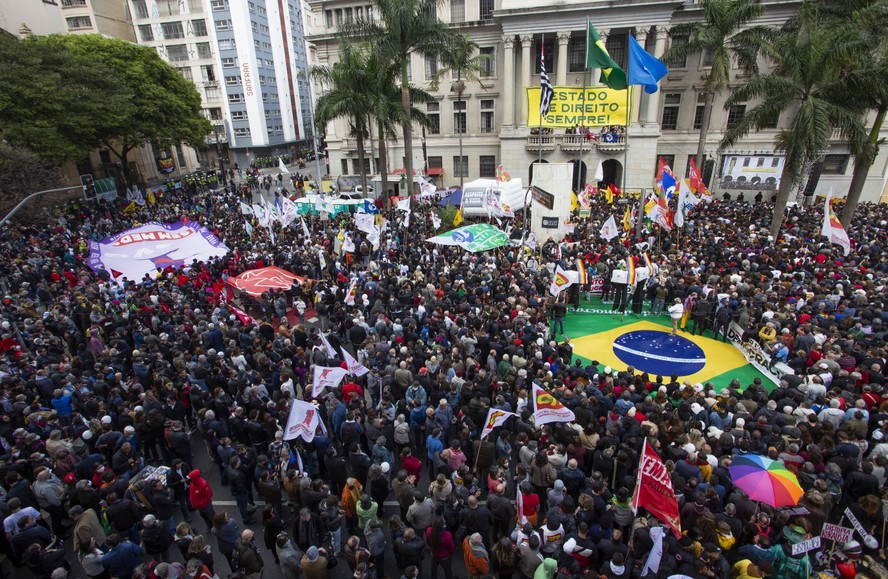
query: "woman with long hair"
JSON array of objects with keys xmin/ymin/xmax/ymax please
[
  {"xmin": 262, "ymin": 504, "xmax": 286, "ymax": 563},
  {"xmin": 491, "ymin": 536, "xmax": 517, "ymax": 579},
  {"xmin": 426, "ymin": 517, "xmax": 455, "ymax": 579}
]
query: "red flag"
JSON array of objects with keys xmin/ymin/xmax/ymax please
[
  {"xmin": 632, "ymin": 439, "xmax": 682, "ymax": 539},
  {"xmin": 229, "ymin": 304, "xmax": 255, "ymax": 326},
  {"xmin": 688, "ymin": 157, "xmax": 706, "ymax": 195}
]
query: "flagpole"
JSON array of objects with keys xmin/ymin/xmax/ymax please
[
  {"xmin": 623, "ymin": 29, "xmax": 631, "ymax": 200},
  {"xmin": 577, "ymin": 23, "xmax": 589, "ymax": 194},
  {"xmin": 538, "ymin": 33, "xmax": 545, "ymax": 178}
]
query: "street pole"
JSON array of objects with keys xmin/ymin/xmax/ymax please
[
  {"xmin": 0, "ymin": 186, "xmax": 81, "ymax": 228},
  {"xmin": 214, "ymin": 124, "xmax": 227, "ymax": 188}
]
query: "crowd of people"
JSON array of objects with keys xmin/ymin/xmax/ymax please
[{"xmin": 0, "ymin": 171, "xmax": 885, "ymax": 579}]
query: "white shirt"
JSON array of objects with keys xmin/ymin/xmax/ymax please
[{"xmin": 4, "ymin": 507, "xmax": 41, "ymax": 536}]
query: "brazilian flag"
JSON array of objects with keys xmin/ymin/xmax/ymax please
[{"xmin": 586, "ymin": 23, "xmax": 627, "ymax": 90}]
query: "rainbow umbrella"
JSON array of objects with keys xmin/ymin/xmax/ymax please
[{"xmin": 728, "ymin": 454, "xmax": 804, "ymax": 507}]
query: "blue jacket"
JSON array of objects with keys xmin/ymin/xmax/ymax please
[
  {"xmin": 102, "ymin": 542, "xmax": 145, "ymax": 579},
  {"xmin": 426, "ymin": 435, "xmax": 444, "ymax": 462}
]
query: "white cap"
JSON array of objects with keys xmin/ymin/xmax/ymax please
[
  {"xmin": 381, "ymin": 462, "xmax": 390, "ymax": 474},
  {"xmin": 101, "ymin": 416, "xmax": 112, "ymax": 425}
]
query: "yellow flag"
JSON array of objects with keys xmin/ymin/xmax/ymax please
[
  {"xmin": 147, "ymin": 190, "xmax": 156, "ymax": 205},
  {"xmin": 453, "ymin": 209, "xmax": 463, "ymax": 226},
  {"xmin": 622, "ymin": 206, "xmax": 632, "ymax": 231},
  {"xmin": 123, "ymin": 201, "xmax": 136, "ymax": 213},
  {"xmin": 605, "ymin": 185, "xmax": 614, "ymax": 205},
  {"xmin": 644, "ymin": 197, "xmax": 656, "ymax": 216},
  {"xmin": 570, "ymin": 192, "xmax": 578, "ymax": 211},
  {"xmin": 337, "ymin": 230, "xmax": 345, "ymax": 242}
]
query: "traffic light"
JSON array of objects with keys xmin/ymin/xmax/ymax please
[{"xmin": 80, "ymin": 174, "xmax": 96, "ymax": 199}]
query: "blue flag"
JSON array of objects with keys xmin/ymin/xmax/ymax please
[
  {"xmin": 627, "ymin": 35, "xmax": 668, "ymax": 94},
  {"xmin": 361, "ymin": 200, "xmax": 379, "ymax": 214}
]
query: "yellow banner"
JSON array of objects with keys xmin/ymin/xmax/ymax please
[{"xmin": 527, "ymin": 86, "xmax": 630, "ymax": 128}]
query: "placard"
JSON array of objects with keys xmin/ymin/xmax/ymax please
[
  {"xmin": 611, "ymin": 270, "xmax": 628, "ymax": 284},
  {"xmin": 821, "ymin": 524, "xmax": 853, "ymax": 543},
  {"xmin": 791, "ymin": 536, "xmax": 820, "ymax": 556},
  {"xmin": 635, "ymin": 267, "xmax": 650, "ymax": 283},
  {"xmin": 527, "ymin": 86, "xmax": 630, "ymax": 128},
  {"xmin": 541, "ymin": 216, "xmax": 559, "ymax": 229},
  {"xmin": 531, "ymin": 186, "xmax": 555, "ymax": 210}
]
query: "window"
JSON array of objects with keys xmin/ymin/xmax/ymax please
[
  {"xmin": 177, "ymin": 67, "xmax": 193, "ymax": 81},
  {"xmin": 356, "ymin": 7, "xmax": 363, "ymax": 20},
  {"xmin": 233, "ymin": 128, "xmax": 251, "ymax": 137},
  {"xmin": 742, "ymin": 157, "xmax": 751, "ymax": 167},
  {"xmin": 215, "ymin": 20, "xmax": 230, "ymax": 31},
  {"xmin": 225, "ymin": 75, "xmax": 239, "ymax": 86},
  {"xmin": 480, "ymin": 155, "xmax": 496, "ymax": 177},
  {"xmin": 191, "ymin": 19, "xmax": 207, "ymax": 36},
  {"xmin": 166, "ymin": 45, "xmax": 189, "ymax": 62},
  {"xmin": 451, "ymin": 0, "xmax": 465, "ymax": 23},
  {"xmin": 229, "ymin": 93, "xmax": 243, "ymax": 103},
  {"xmin": 480, "ymin": 0, "xmax": 494, "ymax": 20},
  {"xmin": 661, "ymin": 93, "xmax": 681, "ymax": 130},
  {"xmin": 335, "ymin": 9, "xmax": 343, "ymax": 25},
  {"xmin": 161, "ymin": 21, "xmax": 184, "ymax": 39},
  {"xmin": 480, "ymin": 100, "xmax": 494, "ymax": 133},
  {"xmin": 248, "ymin": 1, "xmax": 255, "ymax": 11},
  {"xmin": 325, "ymin": 10, "xmax": 332, "ymax": 28},
  {"xmin": 535, "ymin": 38, "xmax": 555, "ymax": 73},
  {"xmin": 453, "ymin": 156, "xmax": 469, "ymax": 178},
  {"xmin": 231, "ymin": 111, "xmax": 247, "ymax": 120},
  {"xmin": 138, "ymin": 24, "xmax": 154, "ymax": 42},
  {"xmin": 133, "ymin": 0, "xmax": 149, "ymax": 18},
  {"xmin": 822, "ymin": 154, "xmax": 850, "ymax": 175},
  {"xmin": 218, "ymin": 39, "xmax": 235, "ymax": 50},
  {"xmin": 453, "ymin": 101, "xmax": 466, "ymax": 134},
  {"xmin": 568, "ymin": 35, "xmax": 586, "ymax": 73},
  {"xmin": 762, "ymin": 112, "xmax": 779, "ymax": 129},
  {"xmin": 345, "ymin": 7, "xmax": 353, "ymax": 22},
  {"xmin": 425, "ymin": 56, "xmax": 438, "ymax": 80},
  {"xmin": 222, "ymin": 57, "xmax": 236, "ymax": 68},
  {"xmin": 693, "ymin": 93, "xmax": 705, "ymax": 130},
  {"xmin": 605, "ymin": 33, "xmax": 626, "ymax": 69},
  {"xmin": 428, "ymin": 156, "xmax": 443, "ymax": 170},
  {"xmin": 207, "ymin": 107, "xmax": 222, "ymax": 120},
  {"xmin": 202, "ymin": 65, "xmax": 216, "ymax": 81},
  {"xmin": 701, "ymin": 48, "xmax": 714, "ymax": 67},
  {"xmin": 62, "ymin": 0, "xmax": 88, "ymax": 6},
  {"xmin": 479, "ymin": 47, "xmax": 495, "ymax": 77},
  {"xmin": 251, "ymin": 20, "xmax": 258, "ymax": 31},
  {"xmin": 656, "ymin": 155, "xmax": 675, "ymax": 176},
  {"xmin": 726, "ymin": 104, "xmax": 745, "ymax": 129},
  {"xmin": 341, "ymin": 159, "xmax": 349, "ymax": 174},
  {"xmin": 210, "ymin": 0, "xmax": 227, "ymax": 10},
  {"xmin": 66, "ymin": 16, "xmax": 92, "ymax": 29},
  {"xmin": 259, "ymin": 76, "xmax": 267, "ymax": 85},
  {"xmin": 667, "ymin": 36, "xmax": 688, "ymax": 68},
  {"xmin": 196, "ymin": 42, "xmax": 212, "ymax": 59},
  {"xmin": 427, "ymin": 102, "xmax": 440, "ymax": 134}
]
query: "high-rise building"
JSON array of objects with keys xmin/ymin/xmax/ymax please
[{"xmin": 305, "ymin": 0, "xmax": 888, "ymax": 203}]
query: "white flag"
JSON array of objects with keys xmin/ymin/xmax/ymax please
[
  {"xmin": 301, "ymin": 217, "xmax": 311, "ymax": 239},
  {"xmin": 821, "ymin": 190, "xmax": 851, "ymax": 256},
  {"xmin": 342, "ymin": 234, "xmax": 356, "ymax": 253},
  {"xmin": 279, "ymin": 157, "xmax": 291, "ymax": 175},
  {"xmin": 531, "ymin": 382, "xmax": 576, "ymax": 425},
  {"xmin": 599, "ymin": 214, "xmax": 619, "ymax": 241},
  {"xmin": 283, "ymin": 398, "xmax": 323, "ymax": 442},
  {"xmin": 319, "ymin": 333, "xmax": 337, "ymax": 358},
  {"xmin": 524, "ymin": 231, "xmax": 537, "ymax": 250},
  {"xmin": 642, "ymin": 527, "xmax": 665, "ymax": 576},
  {"xmin": 402, "ymin": 212, "xmax": 410, "ymax": 228},
  {"xmin": 367, "ymin": 227, "xmax": 380, "ymax": 249},
  {"xmin": 240, "ymin": 202, "xmax": 253, "ymax": 215},
  {"xmin": 311, "ymin": 366, "xmax": 348, "ymax": 398},
  {"xmin": 318, "ymin": 250, "xmax": 326, "ymax": 272},
  {"xmin": 355, "ymin": 213, "xmax": 376, "ymax": 234},
  {"xmin": 396, "ymin": 197, "xmax": 411, "ymax": 212},
  {"xmin": 550, "ymin": 265, "xmax": 579, "ymax": 296},
  {"xmin": 480, "ymin": 408, "xmax": 517, "ymax": 440},
  {"xmin": 594, "ymin": 160, "xmax": 604, "ymax": 182},
  {"xmin": 430, "ymin": 212, "xmax": 441, "ymax": 229},
  {"xmin": 341, "ymin": 347, "xmax": 369, "ymax": 377},
  {"xmin": 344, "ymin": 278, "xmax": 357, "ymax": 305}
]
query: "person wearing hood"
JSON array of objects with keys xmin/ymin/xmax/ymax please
[
  {"xmin": 533, "ymin": 557, "xmax": 557, "ymax": 579},
  {"xmin": 188, "ymin": 469, "xmax": 215, "ymax": 532}
]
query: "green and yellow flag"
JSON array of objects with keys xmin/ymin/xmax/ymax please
[{"xmin": 586, "ymin": 23, "xmax": 627, "ymax": 90}]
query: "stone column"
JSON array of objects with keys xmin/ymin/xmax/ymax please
[
  {"xmin": 631, "ymin": 28, "xmax": 648, "ymax": 126},
  {"xmin": 502, "ymin": 35, "xmax": 516, "ymax": 127},
  {"xmin": 644, "ymin": 26, "xmax": 669, "ymax": 124},
  {"xmin": 519, "ymin": 34, "xmax": 533, "ymax": 127},
  {"xmin": 592, "ymin": 29, "xmax": 609, "ymax": 86},
  {"xmin": 556, "ymin": 31, "xmax": 570, "ymax": 86}
]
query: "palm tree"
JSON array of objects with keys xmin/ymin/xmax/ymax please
[
  {"xmin": 312, "ymin": 43, "xmax": 373, "ymax": 197},
  {"xmin": 663, "ymin": 0, "xmax": 776, "ymax": 169},
  {"xmin": 820, "ymin": 0, "xmax": 888, "ymax": 229},
  {"xmin": 433, "ymin": 34, "xmax": 489, "ymax": 189},
  {"xmin": 721, "ymin": 1, "xmax": 866, "ymax": 238},
  {"xmin": 345, "ymin": 0, "xmax": 453, "ymax": 202}
]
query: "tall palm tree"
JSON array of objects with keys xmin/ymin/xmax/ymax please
[
  {"xmin": 434, "ymin": 34, "xmax": 489, "ymax": 189},
  {"xmin": 345, "ymin": 0, "xmax": 453, "ymax": 202},
  {"xmin": 663, "ymin": 0, "xmax": 776, "ymax": 169},
  {"xmin": 312, "ymin": 43, "xmax": 373, "ymax": 197},
  {"xmin": 722, "ymin": 1, "xmax": 865, "ymax": 238},
  {"xmin": 820, "ymin": 0, "xmax": 888, "ymax": 229}
]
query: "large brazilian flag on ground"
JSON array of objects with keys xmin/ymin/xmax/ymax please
[{"xmin": 563, "ymin": 298, "xmax": 770, "ymax": 390}]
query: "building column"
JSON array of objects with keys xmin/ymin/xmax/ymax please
[
  {"xmin": 502, "ymin": 35, "xmax": 516, "ymax": 127},
  {"xmin": 556, "ymin": 31, "xmax": 570, "ymax": 86},
  {"xmin": 631, "ymin": 28, "xmax": 648, "ymax": 126},
  {"xmin": 644, "ymin": 26, "xmax": 669, "ymax": 124},
  {"xmin": 592, "ymin": 29, "xmax": 609, "ymax": 86},
  {"xmin": 519, "ymin": 34, "xmax": 533, "ymax": 127}
]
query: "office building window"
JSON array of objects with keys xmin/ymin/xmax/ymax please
[
  {"xmin": 215, "ymin": 20, "xmax": 230, "ymax": 31},
  {"xmin": 325, "ymin": 10, "xmax": 332, "ymax": 27},
  {"xmin": 340, "ymin": 159, "xmax": 349, "ymax": 174},
  {"xmin": 693, "ymin": 93, "xmax": 705, "ymax": 130},
  {"xmin": 428, "ymin": 156, "xmax": 443, "ymax": 170},
  {"xmin": 667, "ymin": 36, "xmax": 688, "ymax": 68},
  {"xmin": 453, "ymin": 101, "xmax": 466, "ymax": 134},
  {"xmin": 479, "ymin": 155, "xmax": 496, "ymax": 177},
  {"xmin": 196, "ymin": 42, "xmax": 212, "ymax": 59},
  {"xmin": 191, "ymin": 19, "xmax": 207, "ymax": 36},
  {"xmin": 138, "ymin": 24, "xmax": 153, "ymax": 42},
  {"xmin": 479, "ymin": 47, "xmax": 495, "ymax": 77},
  {"xmin": 231, "ymin": 111, "xmax": 247, "ymax": 120},
  {"xmin": 480, "ymin": 0, "xmax": 494, "ymax": 20},
  {"xmin": 202, "ymin": 65, "xmax": 216, "ymax": 81},
  {"xmin": 427, "ymin": 102, "xmax": 440, "ymax": 134},
  {"xmin": 535, "ymin": 38, "xmax": 555, "ymax": 73},
  {"xmin": 726, "ymin": 104, "xmax": 745, "ymax": 129},
  {"xmin": 166, "ymin": 45, "xmax": 189, "ymax": 62},
  {"xmin": 425, "ymin": 56, "xmax": 438, "ymax": 80},
  {"xmin": 702, "ymin": 48, "xmax": 714, "ymax": 67},
  {"xmin": 177, "ymin": 67, "xmax": 192, "ymax": 80},
  {"xmin": 133, "ymin": 0, "xmax": 149, "ymax": 18},
  {"xmin": 451, "ymin": 0, "xmax": 465, "ymax": 23},
  {"xmin": 222, "ymin": 57, "xmax": 236, "ymax": 68},
  {"xmin": 161, "ymin": 21, "xmax": 184, "ymax": 39},
  {"xmin": 225, "ymin": 75, "xmax": 239, "ymax": 86},
  {"xmin": 233, "ymin": 128, "xmax": 251, "ymax": 137},
  {"xmin": 661, "ymin": 93, "xmax": 681, "ymax": 130},
  {"xmin": 219, "ymin": 39, "xmax": 235, "ymax": 50},
  {"xmin": 480, "ymin": 99, "xmax": 494, "ymax": 133},
  {"xmin": 210, "ymin": 0, "xmax": 227, "ymax": 10},
  {"xmin": 453, "ymin": 156, "xmax": 469, "ymax": 178},
  {"xmin": 822, "ymin": 154, "xmax": 850, "ymax": 175},
  {"xmin": 207, "ymin": 107, "xmax": 222, "ymax": 120},
  {"xmin": 605, "ymin": 33, "xmax": 626, "ymax": 69},
  {"xmin": 62, "ymin": 0, "xmax": 88, "ymax": 6},
  {"xmin": 66, "ymin": 16, "xmax": 92, "ymax": 29},
  {"xmin": 356, "ymin": 6, "xmax": 363, "ymax": 20},
  {"xmin": 568, "ymin": 35, "xmax": 586, "ymax": 73},
  {"xmin": 335, "ymin": 9, "xmax": 343, "ymax": 25},
  {"xmin": 248, "ymin": 1, "xmax": 255, "ymax": 11}
]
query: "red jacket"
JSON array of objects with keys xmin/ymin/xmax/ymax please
[{"xmin": 188, "ymin": 469, "xmax": 213, "ymax": 509}]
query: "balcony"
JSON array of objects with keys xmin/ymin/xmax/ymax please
[
  {"xmin": 526, "ymin": 134, "xmax": 556, "ymax": 153},
  {"xmin": 560, "ymin": 134, "xmax": 593, "ymax": 152},
  {"xmin": 597, "ymin": 132, "xmax": 627, "ymax": 153}
]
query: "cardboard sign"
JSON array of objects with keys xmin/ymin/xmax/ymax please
[
  {"xmin": 791, "ymin": 536, "xmax": 820, "ymax": 556},
  {"xmin": 611, "ymin": 270, "xmax": 629, "ymax": 284},
  {"xmin": 821, "ymin": 524, "xmax": 853, "ymax": 543},
  {"xmin": 635, "ymin": 267, "xmax": 650, "ymax": 283}
]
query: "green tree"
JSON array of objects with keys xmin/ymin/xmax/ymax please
[
  {"xmin": 0, "ymin": 143, "xmax": 63, "ymax": 216},
  {"xmin": 346, "ymin": 0, "xmax": 453, "ymax": 202},
  {"xmin": 722, "ymin": 2, "xmax": 866, "ymax": 238},
  {"xmin": 663, "ymin": 0, "xmax": 776, "ymax": 169},
  {"xmin": 313, "ymin": 42, "xmax": 374, "ymax": 197}
]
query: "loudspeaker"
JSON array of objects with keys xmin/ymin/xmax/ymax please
[
  {"xmin": 702, "ymin": 159, "xmax": 715, "ymax": 187},
  {"xmin": 803, "ymin": 160, "xmax": 824, "ymax": 196}
]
